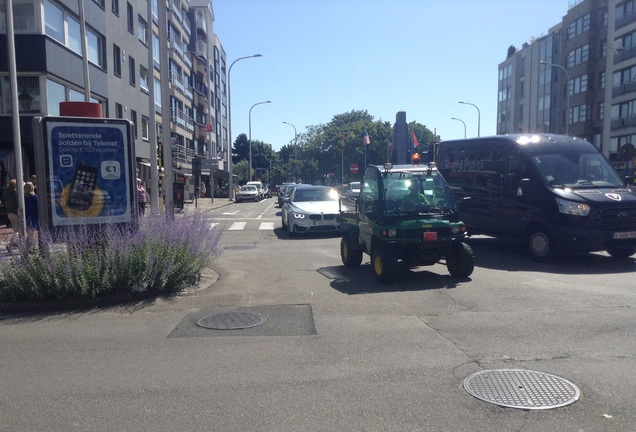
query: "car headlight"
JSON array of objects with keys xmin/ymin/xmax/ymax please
[
  {"xmin": 292, "ymin": 212, "xmax": 306, "ymax": 219},
  {"xmin": 555, "ymin": 197, "xmax": 590, "ymax": 216}
]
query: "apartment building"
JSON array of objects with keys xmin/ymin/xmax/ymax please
[
  {"xmin": 498, "ymin": 0, "xmax": 636, "ymax": 178},
  {"xmin": 0, "ymin": 0, "xmax": 228, "ymax": 201}
]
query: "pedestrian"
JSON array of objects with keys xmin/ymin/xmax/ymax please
[
  {"xmin": 30, "ymin": 174, "xmax": 37, "ymax": 194},
  {"xmin": 137, "ymin": 178, "xmax": 147, "ymax": 216},
  {"xmin": 2, "ymin": 179, "xmax": 19, "ymax": 251},
  {"xmin": 199, "ymin": 181, "xmax": 206, "ymax": 198},
  {"xmin": 24, "ymin": 182, "xmax": 38, "ymax": 252}
]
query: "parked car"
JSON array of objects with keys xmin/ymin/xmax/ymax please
[
  {"xmin": 246, "ymin": 181, "xmax": 264, "ymax": 200},
  {"xmin": 235, "ymin": 185, "xmax": 260, "ymax": 202},
  {"xmin": 345, "ymin": 181, "xmax": 361, "ymax": 198},
  {"xmin": 281, "ymin": 185, "xmax": 341, "ymax": 236},
  {"xmin": 277, "ymin": 182, "xmax": 297, "ymax": 207}
]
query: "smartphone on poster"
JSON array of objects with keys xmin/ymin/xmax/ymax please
[{"xmin": 67, "ymin": 164, "xmax": 98, "ymax": 211}]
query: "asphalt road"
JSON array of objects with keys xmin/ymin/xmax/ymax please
[{"xmin": 1, "ymin": 197, "xmax": 635, "ymax": 431}]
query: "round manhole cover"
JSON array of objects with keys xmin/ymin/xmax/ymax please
[
  {"xmin": 196, "ymin": 312, "xmax": 266, "ymax": 330},
  {"xmin": 463, "ymin": 369, "xmax": 580, "ymax": 410}
]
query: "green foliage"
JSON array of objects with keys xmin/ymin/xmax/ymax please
[
  {"xmin": 0, "ymin": 212, "xmax": 222, "ymax": 303},
  {"xmin": 231, "ymin": 109, "xmax": 438, "ymax": 185}
]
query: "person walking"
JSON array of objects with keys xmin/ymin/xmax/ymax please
[
  {"xmin": 24, "ymin": 182, "xmax": 38, "ymax": 252},
  {"xmin": 2, "ymin": 179, "xmax": 19, "ymax": 251},
  {"xmin": 137, "ymin": 178, "xmax": 147, "ymax": 216}
]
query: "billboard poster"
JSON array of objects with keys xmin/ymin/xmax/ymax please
[{"xmin": 37, "ymin": 118, "xmax": 136, "ymax": 228}]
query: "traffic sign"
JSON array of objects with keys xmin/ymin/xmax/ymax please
[{"xmin": 350, "ymin": 163, "xmax": 359, "ymax": 174}]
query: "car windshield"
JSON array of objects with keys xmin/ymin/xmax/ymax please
[
  {"xmin": 383, "ymin": 171, "xmax": 457, "ymax": 215},
  {"xmin": 241, "ymin": 186, "xmax": 257, "ymax": 192},
  {"xmin": 293, "ymin": 188, "xmax": 338, "ymax": 202},
  {"xmin": 532, "ymin": 152, "xmax": 624, "ymax": 188}
]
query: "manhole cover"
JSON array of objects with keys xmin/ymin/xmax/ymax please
[
  {"xmin": 196, "ymin": 312, "xmax": 266, "ymax": 330},
  {"xmin": 463, "ymin": 369, "xmax": 580, "ymax": 410}
]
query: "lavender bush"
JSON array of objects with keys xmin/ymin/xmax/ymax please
[{"xmin": 0, "ymin": 211, "xmax": 222, "ymax": 303}]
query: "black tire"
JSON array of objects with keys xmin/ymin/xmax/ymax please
[
  {"xmin": 447, "ymin": 241, "xmax": 475, "ymax": 278},
  {"xmin": 607, "ymin": 247, "xmax": 636, "ymax": 259},
  {"xmin": 526, "ymin": 226, "xmax": 555, "ymax": 261},
  {"xmin": 341, "ymin": 234, "xmax": 363, "ymax": 267},
  {"xmin": 371, "ymin": 246, "xmax": 398, "ymax": 283}
]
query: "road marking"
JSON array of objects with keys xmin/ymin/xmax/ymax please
[
  {"xmin": 228, "ymin": 222, "xmax": 247, "ymax": 230},
  {"xmin": 222, "ymin": 210, "xmax": 241, "ymax": 215},
  {"xmin": 210, "ymin": 223, "xmax": 219, "ymax": 229},
  {"xmin": 259, "ymin": 222, "xmax": 275, "ymax": 230}
]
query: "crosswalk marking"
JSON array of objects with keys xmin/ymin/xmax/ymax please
[
  {"xmin": 209, "ymin": 221, "xmax": 278, "ymax": 231},
  {"xmin": 228, "ymin": 222, "xmax": 247, "ymax": 231}
]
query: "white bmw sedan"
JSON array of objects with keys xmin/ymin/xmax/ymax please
[{"xmin": 281, "ymin": 185, "xmax": 341, "ymax": 236}]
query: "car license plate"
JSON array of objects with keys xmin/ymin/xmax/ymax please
[
  {"xmin": 423, "ymin": 231, "xmax": 437, "ymax": 241},
  {"xmin": 315, "ymin": 221, "xmax": 329, "ymax": 226},
  {"xmin": 612, "ymin": 231, "xmax": 636, "ymax": 239}
]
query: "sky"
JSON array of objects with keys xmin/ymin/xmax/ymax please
[{"xmin": 212, "ymin": 0, "xmax": 571, "ymax": 151}]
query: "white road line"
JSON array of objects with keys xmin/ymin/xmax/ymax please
[
  {"xmin": 228, "ymin": 222, "xmax": 247, "ymax": 230},
  {"xmin": 210, "ymin": 223, "xmax": 219, "ymax": 229},
  {"xmin": 259, "ymin": 222, "xmax": 275, "ymax": 230}
]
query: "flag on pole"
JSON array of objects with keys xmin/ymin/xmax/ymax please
[
  {"xmin": 412, "ymin": 130, "xmax": 420, "ymax": 148},
  {"xmin": 363, "ymin": 130, "xmax": 370, "ymax": 146}
]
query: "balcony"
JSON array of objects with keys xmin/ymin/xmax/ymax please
[
  {"xmin": 171, "ymin": 108, "xmax": 195, "ymax": 133},
  {"xmin": 196, "ymin": 10, "xmax": 207, "ymax": 35},
  {"xmin": 172, "ymin": 142, "xmax": 196, "ymax": 169},
  {"xmin": 614, "ymin": 45, "xmax": 636, "ymax": 64},
  {"xmin": 616, "ymin": 10, "xmax": 636, "ymax": 30},
  {"xmin": 612, "ymin": 81, "xmax": 636, "ymax": 97}
]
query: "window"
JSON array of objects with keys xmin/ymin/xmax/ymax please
[
  {"xmin": 113, "ymin": 44, "xmax": 121, "ymax": 77},
  {"xmin": 566, "ymin": 44, "xmax": 590, "ymax": 68},
  {"xmin": 129, "ymin": 56, "xmax": 136, "ymax": 86},
  {"xmin": 138, "ymin": 16, "xmax": 147, "ymax": 44},
  {"xmin": 570, "ymin": 74, "xmax": 589, "ymax": 95},
  {"xmin": 152, "ymin": 33, "xmax": 160, "ymax": 67},
  {"xmin": 69, "ymin": 88, "xmax": 84, "ymax": 101},
  {"xmin": 115, "ymin": 103, "xmax": 123, "ymax": 118},
  {"xmin": 0, "ymin": 0, "xmax": 37, "ymax": 33},
  {"xmin": 92, "ymin": 0, "xmax": 105, "ymax": 8},
  {"xmin": 567, "ymin": 13, "xmax": 590, "ymax": 40},
  {"xmin": 46, "ymin": 79, "xmax": 65, "ymax": 115},
  {"xmin": 112, "ymin": 0, "xmax": 119, "ymax": 15},
  {"xmin": 127, "ymin": 2, "xmax": 133, "ymax": 33},
  {"xmin": 154, "ymin": 77, "xmax": 162, "ymax": 108},
  {"xmin": 142, "ymin": 116, "xmax": 149, "ymax": 140},
  {"xmin": 140, "ymin": 66, "xmax": 149, "ymax": 92},
  {"xmin": 87, "ymin": 29, "xmax": 104, "ymax": 68},
  {"xmin": 131, "ymin": 109, "xmax": 138, "ymax": 138},
  {"xmin": 44, "ymin": 0, "xmax": 81, "ymax": 55}
]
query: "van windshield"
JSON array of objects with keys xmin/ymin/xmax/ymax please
[{"xmin": 532, "ymin": 152, "xmax": 625, "ymax": 188}]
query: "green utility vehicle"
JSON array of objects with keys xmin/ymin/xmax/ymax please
[{"xmin": 339, "ymin": 162, "xmax": 475, "ymax": 283}]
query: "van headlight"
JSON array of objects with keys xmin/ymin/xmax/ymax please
[{"xmin": 555, "ymin": 197, "xmax": 590, "ymax": 216}]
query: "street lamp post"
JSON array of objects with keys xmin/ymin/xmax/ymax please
[
  {"xmin": 458, "ymin": 101, "xmax": 481, "ymax": 137},
  {"xmin": 282, "ymin": 121, "xmax": 297, "ymax": 181},
  {"xmin": 248, "ymin": 100, "xmax": 271, "ymax": 181},
  {"xmin": 451, "ymin": 117, "xmax": 467, "ymax": 138},
  {"xmin": 227, "ymin": 54, "xmax": 262, "ymax": 200},
  {"xmin": 540, "ymin": 60, "xmax": 571, "ymax": 135}
]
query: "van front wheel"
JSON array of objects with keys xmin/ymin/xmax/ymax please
[
  {"xmin": 607, "ymin": 247, "xmax": 636, "ymax": 259},
  {"xmin": 526, "ymin": 227, "xmax": 554, "ymax": 261}
]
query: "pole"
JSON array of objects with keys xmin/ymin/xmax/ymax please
[
  {"xmin": 540, "ymin": 60, "xmax": 571, "ymax": 135},
  {"xmin": 5, "ymin": 0, "xmax": 27, "ymax": 246},
  {"xmin": 227, "ymin": 54, "xmax": 263, "ymax": 200},
  {"xmin": 282, "ymin": 122, "xmax": 297, "ymax": 182},
  {"xmin": 249, "ymin": 101, "xmax": 271, "ymax": 182},
  {"xmin": 458, "ymin": 101, "xmax": 481, "ymax": 137},
  {"xmin": 451, "ymin": 117, "xmax": 467, "ymax": 138}
]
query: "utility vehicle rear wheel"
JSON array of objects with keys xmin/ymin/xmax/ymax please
[{"xmin": 341, "ymin": 234, "xmax": 363, "ymax": 267}]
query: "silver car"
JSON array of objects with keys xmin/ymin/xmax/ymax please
[
  {"xmin": 235, "ymin": 185, "xmax": 260, "ymax": 202},
  {"xmin": 281, "ymin": 185, "xmax": 341, "ymax": 236}
]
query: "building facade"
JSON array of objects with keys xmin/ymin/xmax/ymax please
[
  {"xmin": 498, "ymin": 0, "xmax": 636, "ymax": 177},
  {"xmin": 0, "ymin": 0, "xmax": 229, "ymax": 202}
]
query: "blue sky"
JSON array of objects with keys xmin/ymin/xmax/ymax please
[{"xmin": 213, "ymin": 0, "xmax": 570, "ymax": 151}]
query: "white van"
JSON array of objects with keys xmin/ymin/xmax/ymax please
[{"xmin": 246, "ymin": 181, "xmax": 264, "ymax": 200}]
